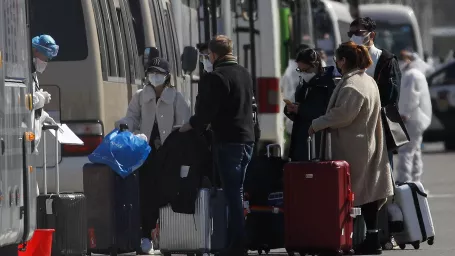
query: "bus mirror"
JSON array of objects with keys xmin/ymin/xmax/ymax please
[
  {"xmin": 181, "ymin": 46, "xmax": 198, "ymax": 74},
  {"xmin": 144, "ymin": 47, "xmax": 160, "ymax": 69}
]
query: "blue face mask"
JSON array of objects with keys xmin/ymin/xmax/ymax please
[{"xmin": 203, "ymin": 59, "xmax": 213, "ymax": 72}]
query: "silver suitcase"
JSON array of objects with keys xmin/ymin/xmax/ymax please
[{"xmin": 159, "ymin": 188, "xmax": 226, "ymax": 255}]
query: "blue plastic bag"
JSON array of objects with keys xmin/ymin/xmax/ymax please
[{"xmin": 88, "ymin": 129, "xmax": 151, "ymax": 178}]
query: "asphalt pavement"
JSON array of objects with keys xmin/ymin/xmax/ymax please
[{"xmin": 103, "ymin": 143, "xmax": 455, "ymax": 256}]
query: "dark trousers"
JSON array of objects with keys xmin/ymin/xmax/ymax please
[
  {"xmin": 388, "ymin": 150, "xmax": 394, "ymax": 171},
  {"xmin": 213, "ymin": 142, "xmax": 254, "ymax": 249},
  {"xmin": 139, "ymin": 156, "xmax": 159, "ymax": 239},
  {"xmin": 361, "ymin": 199, "xmax": 387, "ymax": 231}
]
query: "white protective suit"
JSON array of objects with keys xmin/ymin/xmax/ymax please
[
  {"xmin": 32, "ymin": 72, "xmax": 56, "ymax": 153},
  {"xmin": 280, "ymin": 60, "xmax": 301, "ymax": 135},
  {"xmin": 411, "ymin": 53, "xmax": 435, "ymax": 76},
  {"xmin": 396, "ymin": 63, "xmax": 432, "ymax": 183}
]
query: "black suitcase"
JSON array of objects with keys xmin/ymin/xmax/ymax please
[
  {"xmin": 36, "ymin": 125, "xmax": 87, "ymax": 256},
  {"xmin": 83, "ymin": 163, "xmax": 141, "ymax": 256},
  {"xmin": 244, "ymin": 144, "xmax": 286, "ymax": 205}
]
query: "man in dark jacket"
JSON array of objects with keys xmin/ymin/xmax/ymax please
[
  {"xmin": 180, "ymin": 35, "xmax": 255, "ymax": 255},
  {"xmin": 349, "ymin": 17, "xmax": 402, "ymax": 168}
]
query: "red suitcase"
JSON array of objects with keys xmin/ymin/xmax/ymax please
[{"xmin": 284, "ymin": 133, "xmax": 360, "ymax": 256}]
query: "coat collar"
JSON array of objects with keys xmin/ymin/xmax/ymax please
[
  {"xmin": 338, "ymin": 69, "xmax": 363, "ymax": 86},
  {"xmin": 142, "ymin": 85, "xmax": 176, "ymax": 104}
]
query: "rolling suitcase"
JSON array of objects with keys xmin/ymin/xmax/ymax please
[
  {"xmin": 244, "ymin": 192, "xmax": 294, "ymax": 256},
  {"xmin": 83, "ymin": 163, "xmax": 141, "ymax": 256},
  {"xmin": 393, "ymin": 182, "xmax": 435, "ymax": 250},
  {"xmin": 284, "ymin": 133, "xmax": 360, "ymax": 256},
  {"xmin": 244, "ymin": 144, "xmax": 286, "ymax": 206},
  {"xmin": 37, "ymin": 125, "xmax": 87, "ymax": 255},
  {"xmin": 159, "ymin": 188, "xmax": 227, "ymax": 256}
]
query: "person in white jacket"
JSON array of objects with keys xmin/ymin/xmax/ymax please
[
  {"xmin": 396, "ymin": 54, "xmax": 432, "ymax": 183},
  {"xmin": 115, "ymin": 57, "xmax": 190, "ymax": 255}
]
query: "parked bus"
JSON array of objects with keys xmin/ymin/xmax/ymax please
[
  {"xmin": 0, "ymin": 0, "xmax": 36, "ymax": 248},
  {"xmin": 359, "ymin": 4, "xmax": 423, "ymax": 58},
  {"xmin": 30, "ymin": 0, "xmax": 187, "ymax": 193}
]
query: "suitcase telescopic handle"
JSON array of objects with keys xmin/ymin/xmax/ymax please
[
  {"xmin": 42, "ymin": 124, "xmax": 60, "ymax": 195},
  {"xmin": 266, "ymin": 143, "xmax": 281, "ymax": 158},
  {"xmin": 307, "ymin": 135, "xmax": 316, "ymax": 161}
]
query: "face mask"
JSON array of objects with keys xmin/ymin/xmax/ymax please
[
  {"xmin": 148, "ymin": 73, "xmax": 167, "ymax": 87},
  {"xmin": 203, "ymin": 59, "xmax": 213, "ymax": 72},
  {"xmin": 34, "ymin": 58, "xmax": 48, "ymax": 73},
  {"xmin": 350, "ymin": 32, "xmax": 371, "ymax": 46},
  {"xmin": 300, "ymin": 72, "xmax": 316, "ymax": 83}
]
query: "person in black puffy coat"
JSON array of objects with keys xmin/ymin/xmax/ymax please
[{"xmin": 284, "ymin": 48, "xmax": 337, "ymax": 161}]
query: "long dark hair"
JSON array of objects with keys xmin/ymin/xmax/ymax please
[{"xmin": 295, "ymin": 48, "xmax": 324, "ymax": 74}]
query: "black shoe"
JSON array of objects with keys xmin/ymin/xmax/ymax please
[{"xmin": 354, "ymin": 232, "xmax": 382, "ymax": 255}]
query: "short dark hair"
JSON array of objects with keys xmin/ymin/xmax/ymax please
[
  {"xmin": 295, "ymin": 44, "xmax": 312, "ymax": 56},
  {"xmin": 197, "ymin": 42, "xmax": 208, "ymax": 52},
  {"xmin": 208, "ymin": 35, "xmax": 233, "ymax": 56},
  {"xmin": 350, "ymin": 17, "xmax": 377, "ymax": 32},
  {"xmin": 296, "ymin": 48, "xmax": 324, "ymax": 74}
]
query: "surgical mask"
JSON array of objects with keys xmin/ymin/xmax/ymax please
[
  {"xmin": 148, "ymin": 73, "xmax": 167, "ymax": 86},
  {"xmin": 203, "ymin": 59, "xmax": 213, "ymax": 72},
  {"xmin": 34, "ymin": 58, "xmax": 48, "ymax": 73},
  {"xmin": 300, "ymin": 72, "xmax": 316, "ymax": 83},
  {"xmin": 350, "ymin": 32, "xmax": 371, "ymax": 46}
]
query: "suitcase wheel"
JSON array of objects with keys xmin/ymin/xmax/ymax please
[
  {"xmin": 412, "ymin": 241, "xmax": 420, "ymax": 250},
  {"xmin": 382, "ymin": 241, "xmax": 394, "ymax": 250},
  {"xmin": 428, "ymin": 236, "xmax": 435, "ymax": 245},
  {"xmin": 399, "ymin": 244, "xmax": 406, "ymax": 250}
]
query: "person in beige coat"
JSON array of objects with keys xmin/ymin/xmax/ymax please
[
  {"xmin": 116, "ymin": 57, "xmax": 190, "ymax": 255},
  {"xmin": 309, "ymin": 42, "xmax": 393, "ymax": 255}
]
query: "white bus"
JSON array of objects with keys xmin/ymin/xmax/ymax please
[
  {"xmin": 315, "ymin": 0, "xmax": 352, "ymax": 66},
  {"xmin": 359, "ymin": 4, "xmax": 423, "ymax": 58},
  {"xmin": 0, "ymin": 0, "xmax": 37, "ymax": 248},
  {"xmin": 30, "ymin": 0, "xmax": 189, "ymax": 193}
]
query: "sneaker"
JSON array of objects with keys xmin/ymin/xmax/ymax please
[{"xmin": 140, "ymin": 238, "xmax": 153, "ymax": 255}]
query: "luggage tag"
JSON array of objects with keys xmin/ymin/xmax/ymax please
[{"xmin": 46, "ymin": 198, "xmax": 53, "ymax": 215}]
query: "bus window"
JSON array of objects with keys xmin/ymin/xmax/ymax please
[
  {"xmin": 30, "ymin": 0, "xmax": 88, "ymax": 62},
  {"xmin": 116, "ymin": 8, "xmax": 131, "ymax": 81},
  {"xmin": 338, "ymin": 20, "xmax": 351, "ymax": 42},
  {"xmin": 312, "ymin": 4, "xmax": 336, "ymax": 56},
  {"xmin": 92, "ymin": 0, "xmax": 110, "ymax": 80},
  {"xmin": 107, "ymin": 1, "xmax": 127, "ymax": 78},
  {"xmin": 121, "ymin": 0, "xmax": 143, "ymax": 83},
  {"xmin": 96, "ymin": 0, "xmax": 121, "ymax": 77},
  {"xmin": 127, "ymin": 0, "xmax": 146, "ymax": 59},
  {"xmin": 374, "ymin": 22, "xmax": 417, "ymax": 57},
  {"xmin": 167, "ymin": 2, "xmax": 182, "ymax": 75},
  {"xmin": 150, "ymin": 0, "xmax": 168, "ymax": 59},
  {"xmin": 163, "ymin": 3, "xmax": 180, "ymax": 84},
  {"xmin": 4, "ymin": 0, "xmax": 28, "ymax": 80}
]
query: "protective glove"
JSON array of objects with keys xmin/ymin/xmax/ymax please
[
  {"xmin": 135, "ymin": 133, "xmax": 148, "ymax": 142},
  {"xmin": 39, "ymin": 89, "xmax": 52, "ymax": 104},
  {"xmin": 33, "ymin": 91, "xmax": 46, "ymax": 109}
]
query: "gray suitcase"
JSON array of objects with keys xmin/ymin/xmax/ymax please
[{"xmin": 159, "ymin": 188, "xmax": 227, "ymax": 255}]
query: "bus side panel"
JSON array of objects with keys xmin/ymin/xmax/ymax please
[{"xmin": 0, "ymin": 0, "xmax": 35, "ymax": 246}]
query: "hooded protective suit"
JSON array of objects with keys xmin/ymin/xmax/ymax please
[
  {"xmin": 396, "ymin": 62, "xmax": 432, "ymax": 183},
  {"xmin": 280, "ymin": 60, "xmax": 301, "ymax": 135}
]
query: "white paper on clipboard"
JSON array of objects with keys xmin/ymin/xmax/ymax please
[{"xmin": 47, "ymin": 123, "xmax": 84, "ymax": 145}]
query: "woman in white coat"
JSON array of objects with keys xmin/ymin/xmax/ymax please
[{"xmin": 115, "ymin": 57, "xmax": 190, "ymax": 255}]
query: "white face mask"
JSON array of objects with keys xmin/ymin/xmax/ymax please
[
  {"xmin": 350, "ymin": 32, "xmax": 371, "ymax": 46},
  {"xmin": 34, "ymin": 58, "xmax": 48, "ymax": 73},
  {"xmin": 300, "ymin": 72, "xmax": 316, "ymax": 83},
  {"xmin": 203, "ymin": 59, "xmax": 213, "ymax": 72},
  {"xmin": 148, "ymin": 73, "xmax": 167, "ymax": 87}
]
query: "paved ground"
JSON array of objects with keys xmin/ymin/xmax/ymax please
[{"xmin": 100, "ymin": 143, "xmax": 455, "ymax": 256}]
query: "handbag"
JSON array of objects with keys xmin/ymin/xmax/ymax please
[{"xmin": 381, "ymin": 104, "xmax": 410, "ymax": 151}]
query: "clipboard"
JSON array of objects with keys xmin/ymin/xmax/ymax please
[{"xmin": 47, "ymin": 123, "xmax": 84, "ymax": 145}]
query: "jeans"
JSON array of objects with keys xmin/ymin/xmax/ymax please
[{"xmin": 213, "ymin": 142, "xmax": 254, "ymax": 249}]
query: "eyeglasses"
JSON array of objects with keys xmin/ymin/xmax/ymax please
[
  {"xmin": 347, "ymin": 29, "xmax": 368, "ymax": 38},
  {"xmin": 199, "ymin": 53, "xmax": 209, "ymax": 61}
]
